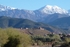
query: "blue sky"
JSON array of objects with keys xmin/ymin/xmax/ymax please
[{"xmin": 0, "ymin": 0, "xmax": 69, "ymax": 10}]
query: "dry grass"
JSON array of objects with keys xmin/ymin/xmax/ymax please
[{"xmin": 16, "ymin": 28, "xmax": 51, "ymax": 36}]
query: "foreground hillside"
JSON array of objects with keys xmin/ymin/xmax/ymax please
[
  {"xmin": 0, "ymin": 28, "xmax": 70, "ymax": 47},
  {"xmin": 17, "ymin": 29, "xmax": 51, "ymax": 36}
]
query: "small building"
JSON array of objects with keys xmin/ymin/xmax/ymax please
[
  {"xmin": 39, "ymin": 27, "xmax": 44, "ymax": 30},
  {"xmin": 26, "ymin": 28, "xmax": 28, "ymax": 29}
]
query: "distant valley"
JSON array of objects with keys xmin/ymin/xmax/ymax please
[{"xmin": 49, "ymin": 16, "xmax": 70, "ymax": 30}]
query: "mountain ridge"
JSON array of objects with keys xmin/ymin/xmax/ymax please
[
  {"xmin": 0, "ymin": 4, "xmax": 16, "ymax": 11},
  {"xmin": 0, "ymin": 4, "xmax": 70, "ymax": 24},
  {"xmin": 49, "ymin": 16, "xmax": 70, "ymax": 30},
  {"xmin": 0, "ymin": 4, "xmax": 69, "ymax": 14},
  {"xmin": 0, "ymin": 16, "xmax": 66, "ymax": 34}
]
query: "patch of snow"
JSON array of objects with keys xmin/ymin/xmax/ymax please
[{"xmin": 39, "ymin": 5, "xmax": 68, "ymax": 14}]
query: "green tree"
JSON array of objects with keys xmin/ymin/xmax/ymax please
[
  {"xmin": 64, "ymin": 37, "xmax": 70, "ymax": 43},
  {"xmin": 0, "ymin": 28, "xmax": 8, "ymax": 47},
  {"xmin": 37, "ymin": 40, "xmax": 43, "ymax": 46},
  {"xmin": 3, "ymin": 28, "xmax": 32, "ymax": 47}
]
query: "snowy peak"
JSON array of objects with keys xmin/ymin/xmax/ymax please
[
  {"xmin": 39, "ymin": 5, "xmax": 68, "ymax": 14},
  {"xmin": 0, "ymin": 4, "xmax": 68, "ymax": 14},
  {"xmin": 0, "ymin": 5, "xmax": 16, "ymax": 11}
]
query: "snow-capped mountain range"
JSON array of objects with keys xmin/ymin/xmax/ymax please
[
  {"xmin": 39, "ymin": 5, "xmax": 68, "ymax": 14},
  {"xmin": 0, "ymin": 5, "xmax": 16, "ymax": 11},
  {"xmin": 0, "ymin": 4, "xmax": 70, "ymax": 23},
  {"xmin": 0, "ymin": 5, "xmax": 69, "ymax": 14}
]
